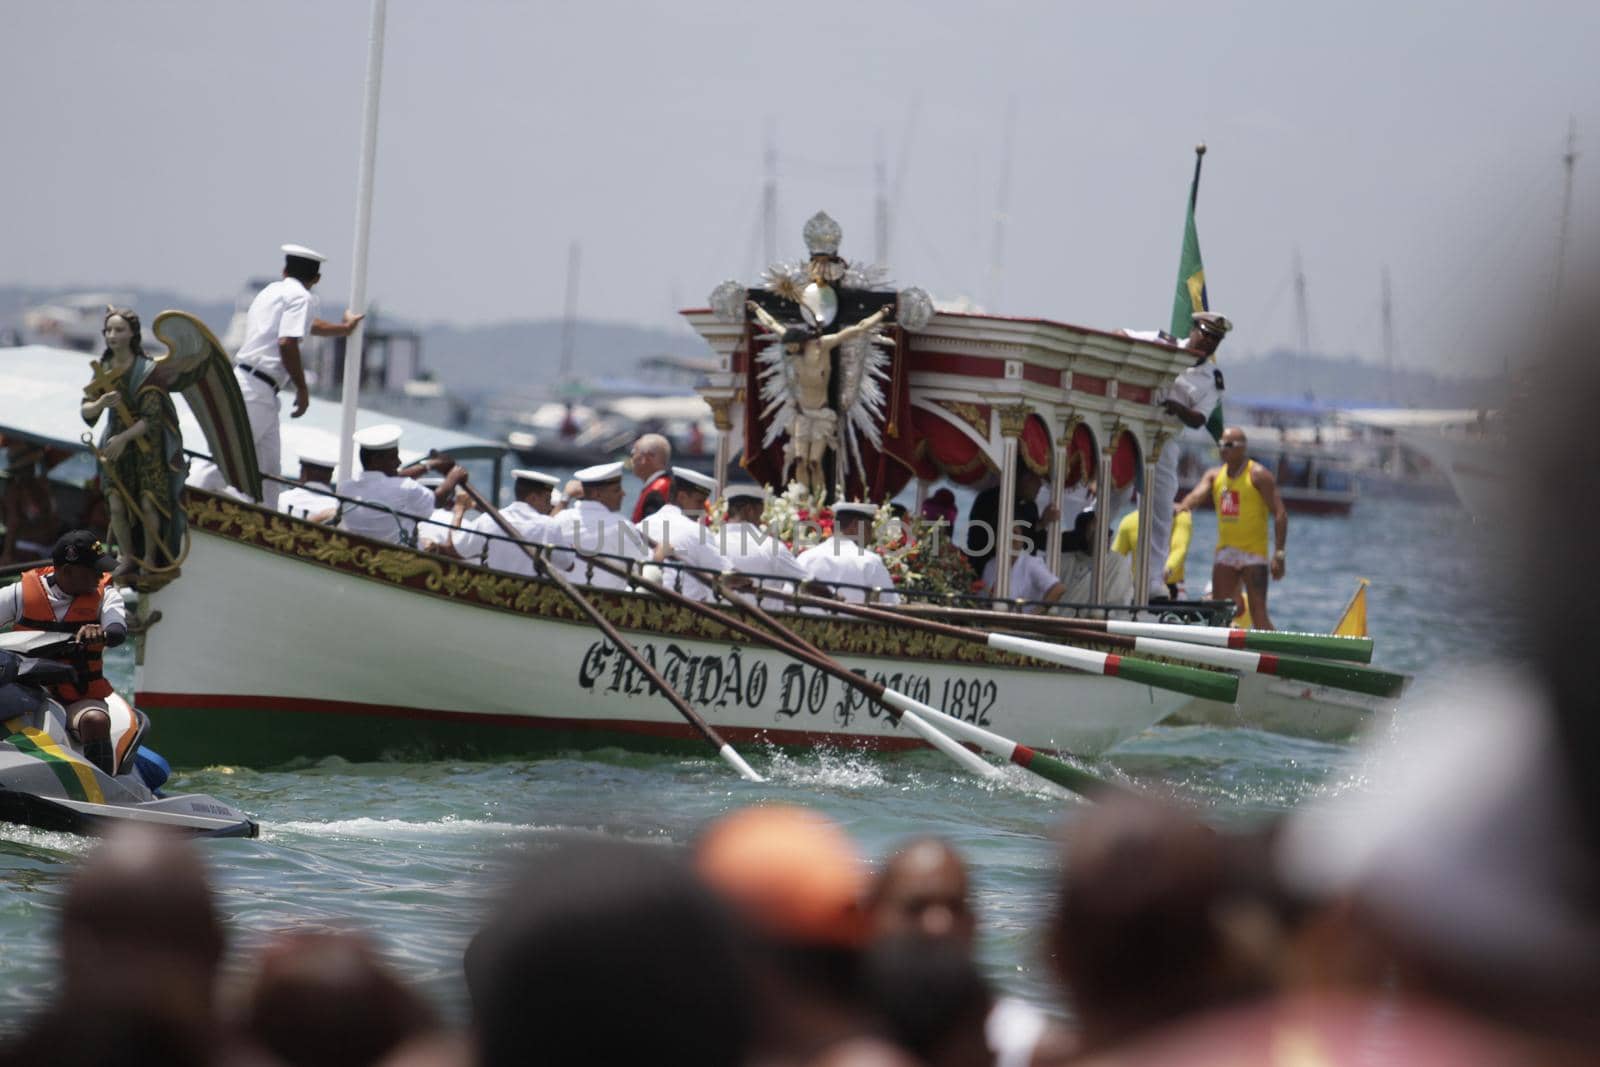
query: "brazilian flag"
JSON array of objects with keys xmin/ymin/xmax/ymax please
[{"xmin": 1169, "ymin": 150, "xmax": 1225, "ymax": 442}]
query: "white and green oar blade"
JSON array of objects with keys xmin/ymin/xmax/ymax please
[
  {"xmin": 1106, "ymin": 633, "xmax": 1407, "ymax": 699},
  {"xmin": 879, "ymin": 689, "xmax": 1126, "ymax": 799},
  {"xmin": 717, "ymin": 744, "xmax": 765, "ymax": 783},
  {"xmin": 1105, "ymin": 620, "xmax": 1375, "ymax": 664},
  {"xmin": 988, "ymin": 633, "xmax": 1240, "ymax": 704}
]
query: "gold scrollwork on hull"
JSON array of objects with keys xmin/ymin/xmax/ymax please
[{"xmin": 183, "ymin": 493, "xmax": 1056, "ymax": 671}]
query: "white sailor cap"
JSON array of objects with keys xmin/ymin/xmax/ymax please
[
  {"xmin": 512, "ymin": 468, "xmax": 560, "ymax": 488},
  {"xmin": 281, "ymin": 243, "xmax": 328, "ymax": 263},
  {"xmin": 297, "ymin": 451, "xmax": 338, "ymax": 470},
  {"xmin": 722, "ymin": 484, "xmax": 768, "ymax": 504},
  {"xmin": 353, "ymin": 424, "xmax": 404, "ymax": 451},
  {"xmin": 1191, "ymin": 311, "xmax": 1232, "ymax": 335},
  {"xmin": 574, "ymin": 461, "xmax": 624, "ymax": 485},
  {"xmin": 832, "ymin": 502, "xmax": 879, "ymax": 520},
  {"xmin": 671, "ymin": 467, "xmax": 717, "ymax": 494}
]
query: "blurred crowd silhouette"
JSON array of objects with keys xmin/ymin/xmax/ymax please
[{"xmin": 4, "ymin": 269, "xmax": 1598, "ymax": 1067}]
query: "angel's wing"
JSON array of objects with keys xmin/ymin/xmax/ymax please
[
  {"xmin": 150, "ymin": 310, "xmax": 262, "ymax": 501},
  {"xmin": 834, "ymin": 329, "xmax": 892, "ymax": 484}
]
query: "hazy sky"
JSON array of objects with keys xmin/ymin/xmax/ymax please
[{"xmin": 4, "ymin": 1, "xmax": 1595, "ymax": 375}]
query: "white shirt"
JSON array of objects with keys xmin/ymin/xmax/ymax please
[
  {"xmin": 334, "ymin": 470, "xmax": 436, "ymax": 544},
  {"xmin": 278, "ymin": 481, "xmax": 336, "ymax": 520},
  {"xmin": 0, "ymin": 574, "xmax": 126, "ymax": 632},
  {"xmin": 981, "ymin": 551, "xmax": 1062, "ymax": 604},
  {"xmin": 455, "ymin": 501, "xmax": 571, "ymax": 576},
  {"xmin": 557, "ymin": 499, "xmax": 650, "ymax": 591},
  {"xmin": 1168, "ymin": 357, "xmax": 1221, "ymax": 431},
  {"xmin": 637, "ymin": 504, "xmax": 728, "ymax": 601},
  {"xmin": 715, "ymin": 521, "xmax": 809, "ymax": 609},
  {"xmin": 416, "ymin": 506, "xmax": 478, "ymax": 549},
  {"xmin": 796, "ymin": 535, "xmax": 901, "ymax": 606},
  {"xmin": 234, "ymin": 277, "xmax": 320, "ymax": 383}
]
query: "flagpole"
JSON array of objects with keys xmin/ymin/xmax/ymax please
[
  {"xmin": 1190, "ymin": 142, "xmax": 1206, "ymax": 208},
  {"xmin": 337, "ymin": 0, "xmax": 389, "ymax": 483}
]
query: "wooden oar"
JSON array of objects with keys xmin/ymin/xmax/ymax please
[
  {"xmin": 778, "ymin": 592, "xmax": 1240, "ymax": 705},
  {"xmin": 898, "ymin": 604, "xmax": 1376, "ymax": 664},
  {"xmin": 461, "ymin": 485, "xmax": 763, "ymax": 783},
  {"xmin": 0, "ymin": 560, "xmax": 39, "ymax": 580},
  {"xmin": 1046, "ymin": 625, "xmax": 1407, "ymax": 699},
  {"xmin": 716, "ymin": 582, "xmax": 1127, "ymax": 800}
]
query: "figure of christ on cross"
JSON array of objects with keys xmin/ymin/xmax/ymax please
[{"xmin": 746, "ymin": 300, "xmax": 892, "ymax": 503}]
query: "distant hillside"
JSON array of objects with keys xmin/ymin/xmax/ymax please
[
  {"xmin": 1222, "ymin": 348, "xmax": 1503, "ymax": 409},
  {"xmin": 3, "ymin": 285, "xmax": 1500, "ymax": 410},
  {"xmin": 422, "ymin": 319, "xmax": 702, "ymax": 394}
]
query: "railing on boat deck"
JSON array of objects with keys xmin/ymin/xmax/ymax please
[{"xmin": 209, "ymin": 469, "xmax": 1236, "ymax": 627}]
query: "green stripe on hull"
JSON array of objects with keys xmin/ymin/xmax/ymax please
[{"xmin": 138, "ymin": 702, "xmax": 838, "ymax": 769}]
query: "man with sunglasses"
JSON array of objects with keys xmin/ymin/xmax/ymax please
[{"xmin": 1176, "ymin": 426, "xmax": 1288, "ymax": 629}]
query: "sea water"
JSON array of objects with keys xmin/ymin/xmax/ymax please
[{"xmin": 0, "ymin": 496, "xmax": 1512, "ymax": 1027}]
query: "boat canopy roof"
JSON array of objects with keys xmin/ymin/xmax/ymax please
[{"xmin": 0, "ymin": 344, "xmax": 501, "ymax": 474}]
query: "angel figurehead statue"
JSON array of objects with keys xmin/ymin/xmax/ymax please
[{"xmin": 81, "ymin": 307, "xmax": 189, "ymax": 582}]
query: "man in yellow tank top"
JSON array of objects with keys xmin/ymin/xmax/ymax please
[{"xmin": 1174, "ymin": 426, "xmax": 1289, "ymax": 629}]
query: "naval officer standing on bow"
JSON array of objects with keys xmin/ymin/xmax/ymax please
[
  {"xmin": 232, "ymin": 245, "xmax": 364, "ymax": 507},
  {"xmin": 638, "ymin": 467, "xmax": 727, "ymax": 601},
  {"xmin": 559, "ymin": 462, "xmax": 650, "ymax": 590},
  {"xmin": 453, "ymin": 468, "xmax": 572, "ymax": 576}
]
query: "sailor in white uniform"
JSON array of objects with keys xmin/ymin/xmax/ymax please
[
  {"xmin": 231, "ymin": 244, "xmax": 363, "ymax": 507},
  {"xmin": 636, "ymin": 467, "xmax": 727, "ymax": 601},
  {"xmin": 557, "ymin": 461, "xmax": 650, "ymax": 591},
  {"xmin": 453, "ymin": 468, "xmax": 570, "ymax": 576},
  {"xmin": 981, "ymin": 548, "xmax": 1065, "ymax": 609},
  {"xmin": 797, "ymin": 502, "xmax": 901, "ymax": 607},
  {"xmin": 414, "ymin": 473, "xmax": 481, "ymax": 552},
  {"xmin": 1123, "ymin": 311, "xmax": 1229, "ymax": 599},
  {"xmin": 276, "ymin": 451, "xmax": 339, "ymax": 521},
  {"xmin": 334, "ymin": 425, "xmax": 459, "ymax": 544},
  {"xmin": 715, "ymin": 485, "xmax": 809, "ymax": 610}
]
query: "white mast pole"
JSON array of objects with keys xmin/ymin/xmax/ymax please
[{"xmin": 337, "ymin": 0, "xmax": 389, "ymax": 483}]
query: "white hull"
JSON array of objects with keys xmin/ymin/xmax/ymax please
[{"xmin": 135, "ymin": 498, "xmax": 1188, "ymax": 765}]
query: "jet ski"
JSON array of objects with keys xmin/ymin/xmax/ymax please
[{"xmin": 0, "ymin": 631, "xmax": 258, "ymax": 838}]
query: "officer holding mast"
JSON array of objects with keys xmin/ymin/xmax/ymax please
[{"xmin": 232, "ymin": 245, "xmax": 364, "ymax": 507}]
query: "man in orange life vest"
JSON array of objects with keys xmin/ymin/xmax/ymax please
[
  {"xmin": 629, "ymin": 433, "xmax": 673, "ymax": 523},
  {"xmin": 0, "ymin": 530, "xmax": 127, "ymax": 773},
  {"xmin": 1175, "ymin": 426, "xmax": 1289, "ymax": 630}
]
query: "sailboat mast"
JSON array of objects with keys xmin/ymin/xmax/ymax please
[
  {"xmin": 874, "ymin": 132, "xmax": 889, "ymax": 266},
  {"xmin": 762, "ymin": 126, "xmax": 778, "ymax": 266},
  {"xmin": 1381, "ymin": 266, "xmax": 1394, "ymax": 405},
  {"xmin": 559, "ymin": 241, "xmax": 580, "ymax": 380},
  {"xmin": 987, "ymin": 100, "xmax": 1016, "ymax": 311},
  {"xmin": 1292, "ymin": 248, "xmax": 1311, "ymax": 353},
  {"xmin": 1551, "ymin": 118, "xmax": 1579, "ymax": 321},
  {"xmin": 336, "ymin": 0, "xmax": 388, "ymax": 483}
]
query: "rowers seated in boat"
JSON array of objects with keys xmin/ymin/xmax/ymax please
[
  {"xmin": 0, "ymin": 531, "xmax": 126, "ymax": 774},
  {"xmin": 972, "ymin": 524, "xmax": 1062, "ymax": 607},
  {"xmin": 715, "ymin": 485, "xmax": 812, "ymax": 611},
  {"xmin": 449, "ymin": 468, "xmax": 572, "ymax": 577},
  {"xmin": 332, "ymin": 426, "xmax": 465, "ymax": 545},
  {"xmin": 276, "ymin": 453, "xmax": 339, "ymax": 521},
  {"xmin": 556, "ymin": 462, "xmax": 652, "ymax": 591},
  {"xmin": 797, "ymin": 502, "xmax": 902, "ymax": 608},
  {"xmin": 637, "ymin": 467, "xmax": 728, "ymax": 601}
]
